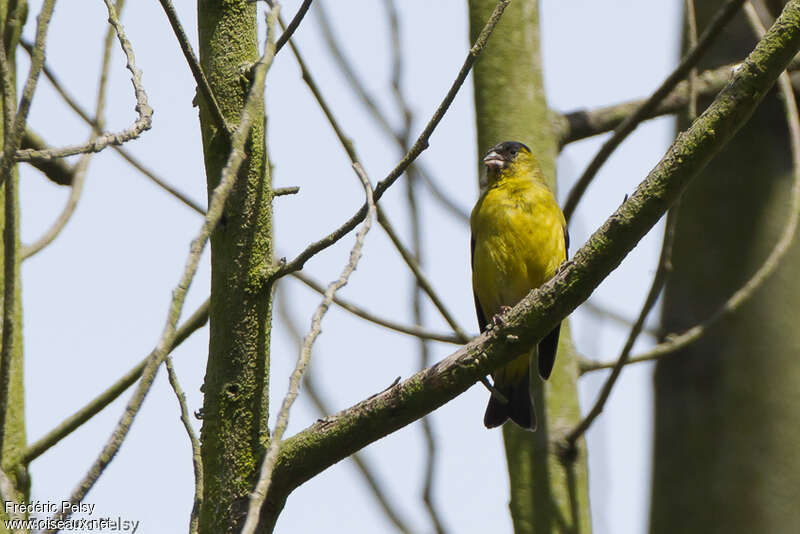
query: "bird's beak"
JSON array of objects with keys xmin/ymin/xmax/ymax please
[{"xmin": 483, "ymin": 151, "xmax": 505, "ymax": 169}]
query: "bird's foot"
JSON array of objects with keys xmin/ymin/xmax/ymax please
[{"xmin": 487, "ymin": 306, "xmax": 512, "ymax": 330}]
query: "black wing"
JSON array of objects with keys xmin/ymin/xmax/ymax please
[
  {"xmin": 537, "ymin": 225, "xmax": 569, "ymax": 379},
  {"xmin": 471, "ymin": 237, "xmax": 488, "ymax": 333}
]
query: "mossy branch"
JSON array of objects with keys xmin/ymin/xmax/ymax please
[{"xmin": 258, "ymin": 0, "xmax": 800, "ymax": 515}]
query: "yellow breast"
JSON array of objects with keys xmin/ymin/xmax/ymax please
[{"xmin": 470, "ymin": 178, "xmax": 566, "ymax": 317}]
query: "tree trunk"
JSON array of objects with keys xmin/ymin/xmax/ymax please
[
  {"xmin": 196, "ymin": 2, "xmax": 272, "ymax": 533},
  {"xmin": 0, "ymin": 0, "xmax": 28, "ymax": 524},
  {"xmin": 469, "ymin": 1, "xmax": 591, "ymax": 532},
  {"xmin": 651, "ymin": 3, "xmax": 800, "ymax": 533}
]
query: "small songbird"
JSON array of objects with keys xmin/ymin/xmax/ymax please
[{"xmin": 470, "ymin": 141, "xmax": 568, "ymax": 430}]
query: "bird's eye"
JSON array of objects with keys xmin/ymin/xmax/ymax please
[{"xmin": 510, "ymin": 148, "xmax": 518, "ymax": 156}]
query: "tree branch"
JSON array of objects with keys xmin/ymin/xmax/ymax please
[
  {"xmin": 156, "ymin": 0, "xmax": 229, "ymax": 135},
  {"xmin": 291, "ymin": 270, "xmax": 465, "ymax": 344},
  {"xmin": 20, "ymin": 299, "xmax": 209, "ymax": 465},
  {"xmin": 269, "ymin": 0, "xmax": 511, "ymax": 281},
  {"xmin": 581, "ymin": 0, "xmax": 800, "ymax": 377},
  {"xmin": 274, "ymin": 0, "xmax": 313, "ymax": 53},
  {"xmin": 164, "ymin": 356, "xmax": 203, "ymax": 534},
  {"xmin": 275, "ymin": 289, "xmax": 416, "ymax": 534},
  {"xmin": 562, "ymin": 0, "xmax": 745, "ymax": 221},
  {"xmin": 13, "ymin": 2, "xmax": 153, "ymax": 164},
  {"xmin": 243, "ymin": 162, "xmax": 376, "ymax": 533},
  {"xmin": 255, "ymin": 3, "xmax": 800, "ymax": 515}
]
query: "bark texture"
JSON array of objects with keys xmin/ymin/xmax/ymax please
[
  {"xmin": 0, "ymin": 0, "xmax": 27, "ymax": 522},
  {"xmin": 196, "ymin": 2, "xmax": 272, "ymax": 533},
  {"xmin": 651, "ymin": 3, "xmax": 800, "ymax": 533}
]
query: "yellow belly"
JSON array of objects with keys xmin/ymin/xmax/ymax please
[{"xmin": 471, "ymin": 178, "xmax": 566, "ymax": 384}]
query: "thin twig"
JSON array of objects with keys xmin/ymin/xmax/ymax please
[
  {"xmin": 273, "ymin": 185, "xmax": 299, "ymax": 196},
  {"xmin": 277, "ymin": 14, "xmax": 470, "ymax": 341},
  {"xmin": 164, "ymin": 357, "xmax": 203, "ymax": 534},
  {"xmin": 377, "ymin": 208, "xmax": 470, "ymax": 341},
  {"xmin": 14, "ymin": 2, "xmax": 153, "ymax": 164},
  {"xmin": 20, "ymin": 129, "xmax": 74, "ymax": 185},
  {"xmin": 554, "ymin": 57, "xmax": 800, "ymax": 146},
  {"xmin": 275, "ymin": 289, "xmax": 415, "ymax": 534},
  {"xmin": 686, "ymin": 0, "xmax": 700, "ymax": 120},
  {"xmin": 21, "ymin": 0, "xmax": 125, "ymax": 261},
  {"xmin": 292, "ymin": 270, "xmax": 465, "ymax": 344},
  {"xmin": 275, "ymin": 0, "xmax": 313, "ymax": 53},
  {"xmin": 156, "ymin": 0, "xmax": 229, "ymax": 135},
  {"xmin": 43, "ymin": 4, "xmax": 278, "ymax": 526},
  {"xmin": 255, "ymin": 5, "xmax": 800, "ymax": 503},
  {"xmin": 382, "ymin": 1, "xmax": 447, "ymax": 528},
  {"xmin": 0, "ymin": 0, "xmax": 58, "ymax": 176},
  {"xmin": 21, "ymin": 300, "xmax": 209, "ymax": 465},
  {"xmin": 19, "ymin": 39, "xmax": 203, "ymax": 212},
  {"xmin": 270, "ymin": 0, "xmax": 511, "ymax": 281},
  {"xmin": 565, "ymin": 208, "xmax": 679, "ymax": 446},
  {"xmin": 242, "ymin": 162, "xmax": 376, "ymax": 534},
  {"xmin": 279, "ymin": 13, "xmax": 357, "ymax": 162},
  {"xmin": 580, "ymin": 3, "xmax": 800, "ymax": 376},
  {"xmin": 562, "ymin": 0, "xmax": 746, "ymax": 221},
  {"xmin": 314, "ymin": 0, "xmax": 470, "ymax": 224}
]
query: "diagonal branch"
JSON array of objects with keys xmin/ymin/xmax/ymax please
[
  {"xmin": 275, "ymin": 289, "xmax": 416, "ymax": 534},
  {"xmin": 553, "ymin": 57, "xmax": 800, "ymax": 146},
  {"xmin": 255, "ymin": 3, "xmax": 800, "ymax": 516},
  {"xmin": 581, "ymin": 0, "xmax": 800, "ymax": 377},
  {"xmin": 562, "ymin": 0, "xmax": 746, "ymax": 221},
  {"xmin": 20, "ymin": 299, "xmax": 209, "ymax": 466},
  {"xmin": 269, "ymin": 0, "xmax": 511, "ymax": 281},
  {"xmin": 292, "ymin": 271, "xmax": 466, "ymax": 344},
  {"xmin": 156, "ymin": 0, "xmax": 229, "ymax": 135},
  {"xmin": 275, "ymin": 0, "xmax": 313, "ymax": 53},
  {"xmin": 14, "ymin": 3, "xmax": 153, "ymax": 164},
  {"xmin": 242, "ymin": 162, "xmax": 376, "ymax": 534}
]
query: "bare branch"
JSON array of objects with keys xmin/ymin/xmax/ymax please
[
  {"xmin": 554, "ymin": 58, "xmax": 800, "ymax": 146},
  {"xmin": 275, "ymin": 289, "xmax": 416, "ymax": 534},
  {"xmin": 20, "ymin": 129, "xmax": 74, "ymax": 185},
  {"xmin": 273, "ymin": 185, "xmax": 300, "ymax": 196},
  {"xmin": 377, "ymin": 208, "xmax": 470, "ymax": 342},
  {"xmin": 291, "ymin": 271, "xmax": 465, "ymax": 344},
  {"xmin": 156, "ymin": 0, "xmax": 229, "ymax": 135},
  {"xmin": 562, "ymin": 0, "xmax": 746, "ymax": 221},
  {"xmin": 270, "ymin": 0, "xmax": 511, "ymax": 281},
  {"xmin": 164, "ymin": 356, "xmax": 203, "ymax": 534},
  {"xmin": 275, "ymin": 0, "xmax": 313, "ymax": 53},
  {"xmin": 253, "ymin": 8, "xmax": 800, "ymax": 514},
  {"xmin": 565, "ymin": 208, "xmax": 679, "ymax": 447},
  {"xmin": 14, "ymin": 2, "xmax": 153, "ymax": 164},
  {"xmin": 20, "ymin": 300, "xmax": 209, "ymax": 465},
  {"xmin": 21, "ymin": 0, "xmax": 124, "ymax": 261},
  {"xmin": 314, "ymin": 0, "xmax": 470, "ymax": 224},
  {"xmin": 43, "ymin": 3, "xmax": 278, "ymax": 525},
  {"xmin": 243, "ymin": 162, "xmax": 376, "ymax": 534},
  {"xmin": 580, "ymin": 2, "xmax": 800, "ymax": 377}
]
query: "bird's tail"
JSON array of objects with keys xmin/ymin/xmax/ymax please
[{"xmin": 483, "ymin": 372, "xmax": 536, "ymax": 431}]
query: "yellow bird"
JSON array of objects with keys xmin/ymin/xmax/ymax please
[{"xmin": 471, "ymin": 141, "xmax": 568, "ymax": 430}]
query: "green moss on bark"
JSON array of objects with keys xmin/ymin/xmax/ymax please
[
  {"xmin": 197, "ymin": 2, "xmax": 272, "ymax": 533},
  {"xmin": 0, "ymin": 1, "xmax": 28, "ymax": 522}
]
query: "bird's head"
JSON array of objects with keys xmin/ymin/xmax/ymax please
[{"xmin": 483, "ymin": 141, "xmax": 537, "ymax": 184}]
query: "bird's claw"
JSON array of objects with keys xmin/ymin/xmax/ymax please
[{"xmin": 487, "ymin": 306, "xmax": 513, "ymax": 330}]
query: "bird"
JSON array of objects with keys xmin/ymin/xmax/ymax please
[{"xmin": 470, "ymin": 141, "xmax": 568, "ymax": 430}]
